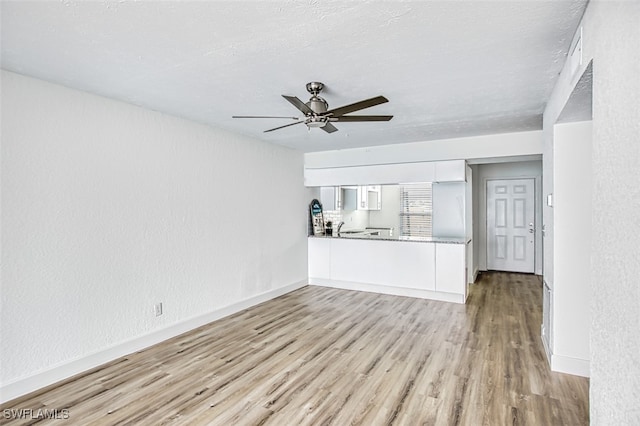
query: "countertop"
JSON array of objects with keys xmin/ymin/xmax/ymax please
[{"xmin": 309, "ymin": 233, "xmax": 469, "ymax": 245}]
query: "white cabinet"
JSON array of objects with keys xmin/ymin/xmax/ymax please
[
  {"xmin": 435, "ymin": 243, "xmax": 466, "ymax": 296},
  {"xmin": 308, "ymin": 237, "xmax": 466, "ymax": 303},
  {"xmin": 320, "ymin": 185, "xmax": 379, "ymax": 212},
  {"xmin": 421, "ymin": 243, "xmax": 436, "ymax": 291},
  {"xmin": 320, "ymin": 186, "xmax": 340, "ymax": 211},
  {"xmin": 305, "ymin": 161, "xmax": 437, "ymax": 186},
  {"xmin": 330, "ymin": 239, "xmax": 435, "ymax": 291},
  {"xmin": 367, "ymin": 185, "xmax": 381, "ymax": 210},
  {"xmin": 357, "ymin": 185, "xmax": 381, "ymax": 211},
  {"xmin": 357, "ymin": 186, "xmax": 368, "ymax": 210},
  {"xmin": 342, "ymin": 187, "xmax": 358, "ymax": 211},
  {"xmin": 308, "ymin": 238, "xmax": 331, "ymax": 279}
]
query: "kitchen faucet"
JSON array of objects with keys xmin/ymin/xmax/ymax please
[{"xmin": 337, "ymin": 221, "xmax": 345, "ymax": 234}]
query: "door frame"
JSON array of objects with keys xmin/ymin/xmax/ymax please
[{"xmin": 480, "ymin": 175, "xmax": 542, "ymax": 275}]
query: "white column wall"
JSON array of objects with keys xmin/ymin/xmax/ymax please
[
  {"xmin": 542, "ymin": 2, "xmax": 640, "ymax": 421},
  {"xmin": 552, "ymin": 121, "xmax": 592, "ymax": 370}
]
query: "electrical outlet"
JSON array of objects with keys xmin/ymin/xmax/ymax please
[{"xmin": 154, "ymin": 302, "xmax": 163, "ymax": 317}]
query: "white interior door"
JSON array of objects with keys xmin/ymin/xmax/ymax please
[{"xmin": 487, "ymin": 179, "xmax": 535, "ymax": 273}]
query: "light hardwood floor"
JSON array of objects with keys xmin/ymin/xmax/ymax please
[{"xmin": 1, "ymin": 272, "xmax": 589, "ymax": 425}]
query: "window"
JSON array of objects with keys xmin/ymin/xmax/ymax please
[{"xmin": 399, "ymin": 183, "xmax": 433, "ymax": 237}]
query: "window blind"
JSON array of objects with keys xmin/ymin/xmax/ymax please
[{"xmin": 399, "ymin": 183, "xmax": 433, "ymax": 237}]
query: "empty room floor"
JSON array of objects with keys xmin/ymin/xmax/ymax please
[{"xmin": 1, "ymin": 272, "xmax": 588, "ymax": 425}]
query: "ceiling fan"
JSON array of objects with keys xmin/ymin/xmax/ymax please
[{"xmin": 232, "ymin": 82, "xmax": 393, "ymax": 133}]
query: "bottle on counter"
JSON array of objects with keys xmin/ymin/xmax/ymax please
[{"xmin": 325, "ymin": 221, "xmax": 333, "ymax": 236}]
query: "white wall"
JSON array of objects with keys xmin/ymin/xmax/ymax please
[
  {"xmin": 465, "ymin": 166, "xmax": 473, "ymax": 284},
  {"xmin": 0, "ymin": 71, "xmax": 310, "ymax": 401},
  {"xmin": 304, "ymin": 130, "xmax": 542, "ymax": 169},
  {"xmin": 473, "ymin": 161, "xmax": 543, "ymax": 275},
  {"xmin": 542, "ymin": 2, "xmax": 640, "ymax": 422},
  {"xmin": 471, "ymin": 165, "xmax": 481, "ymax": 278},
  {"xmin": 552, "ymin": 121, "xmax": 592, "ymax": 369},
  {"xmin": 341, "ymin": 209, "xmax": 369, "ymax": 231}
]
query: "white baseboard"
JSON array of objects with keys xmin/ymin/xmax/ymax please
[
  {"xmin": 550, "ymin": 353, "xmax": 590, "ymax": 378},
  {"xmin": 0, "ymin": 280, "xmax": 307, "ymax": 404},
  {"xmin": 478, "ymin": 268, "xmax": 542, "ymax": 277},
  {"xmin": 471, "ymin": 268, "xmax": 479, "ymax": 283},
  {"xmin": 309, "ymin": 278, "xmax": 465, "ymax": 304},
  {"xmin": 540, "ymin": 325, "xmax": 590, "ymax": 378}
]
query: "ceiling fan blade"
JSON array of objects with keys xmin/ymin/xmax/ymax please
[
  {"xmin": 233, "ymin": 115, "xmax": 298, "ymax": 120},
  {"xmin": 282, "ymin": 95, "xmax": 314, "ymax": 115},
  {"xmin": 264, "ymin": 121, "xmax": 304, "ymax": 133},
  {"xmin": 325, "ymin": 96, "xmax": 389, "ymax": 117},
  {"xmin": 322, "ymin": 123, "xmax": 339, "ymax": 133},
  {"xmin": 332, "ymin": 115, "xmax": 393, "ymax": 122}
]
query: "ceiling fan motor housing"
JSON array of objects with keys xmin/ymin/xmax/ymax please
[
  {"xmin": 305, "ymin": 82, "xmax": 328, "ymax": 114},
  {"xmin": 306, "ymin": 96, "xmax": 328, "ymax": 114}
]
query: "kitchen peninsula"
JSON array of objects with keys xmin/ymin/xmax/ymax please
[
  {"xmin": 306, "ymin": 159, "xmax": 473, "ymax": 304},
  {"xmin": 308, "ymin": 233, "xmax": 469, "ymax": 304}
]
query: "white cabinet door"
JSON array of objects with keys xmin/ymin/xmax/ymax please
[
  {"xmin": 423, "ymin": 243, "xmax": 436, "ymax": 291},
  {"xmin": 320, "ymin": 187, "xmax": 339, "ymax": 210},
  {"xmin": 305, "ymin": 160, "xmax": 469, "ymax": 186},
  {"xmin": 308, "ymin": 238, "xmax": 331, "ymax": 279},
  {"xmin": 342, "ymin": 187, "xmax": 357, "ymax": 211},
  {"xmin": 367, "ymin": 185, "xmax": 381, "ymax": 210},
  {"xmin": 357, "ymin": 186, "xmax": 368, "ymax": 210},
  {"xmin": 356, "ymin": 185, "xmax": 381, "ymax": 211},
  {"xmin": 304, "ymin": 162, "xmax": 436, "ymax": 186},
  {"xmin": 435, "ymin": 244, "xmax": 466, "ymax": 294},
  {"xmin": 331, "ymin": 239, "xmax": 435, "ymax": 290}
]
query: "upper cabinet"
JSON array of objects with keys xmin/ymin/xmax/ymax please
[
  {"xmin": 305, "ymin": 160, "xmax": 466, "ymax": 187},
  {"xmin": 320, "ymin": 186, "xmax": 341, "ymax": 210},
  {"xmin": 357, "ymin": 185, "xmax": 381, "ymax": 210},
  {"xmin": 321, "ymin": 185, "xmax": 380, "ymax": 211},
  {"xmin": 367, "ymin": 186, "xmax": 381, "ymax": 210},
  {"xmin": 342, "ymin": 187, "xmax": 358, "ymax": 211}
]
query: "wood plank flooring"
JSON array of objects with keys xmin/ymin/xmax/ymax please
[{"xmin": 1, "ymin": 272, "xmax": 589, "ymax": 425}]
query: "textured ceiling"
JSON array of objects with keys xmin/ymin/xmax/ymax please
[{"xmin": 1, "ymin": 1, "xmax": 587, "ymax": 152}]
